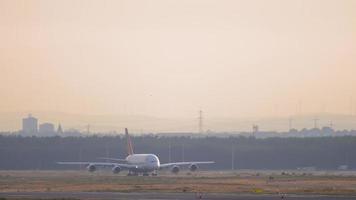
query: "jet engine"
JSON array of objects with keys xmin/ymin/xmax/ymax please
[
  {"xmin": 112, "ymin": 166, "xmax": 121, "ymax": 174},
  {"xmin": 171, "ymin": 165, "xmax": 180, "ymax": 174},
  {"xmin": 189, "ymin": 164, "xmax": 198, "ymax": 172},
  {"xmin": 87, "ymin": 164, "xmax": 96, "ymax": 172}
]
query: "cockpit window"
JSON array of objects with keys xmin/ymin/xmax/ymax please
[{"xmin": 146, "ymin": 155, "xmax": 159, "ymax": 164}]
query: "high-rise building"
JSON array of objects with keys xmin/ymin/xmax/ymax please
[
  {"xmin": 22, "ymin": 114, "xmax": 38, "ymax": 134},
  {"xmin": 39, "ymin": 123, "xmax": 55, "ymax": 135}
]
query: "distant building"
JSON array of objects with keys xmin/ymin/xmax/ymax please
[
  {"xmin": 39, "ymin": 123, "xmax": 55, "ymax": 135},
  {"xmin": 338, "ymin": 165, "xmax": 349, "ymax": 170},
  {"xmin": 297, "ymin": 166, "xmax": 317, "ymax": 171},
  {"xmin": 22, "ymin": 114, "xmax": 38, "ymax": 135}
]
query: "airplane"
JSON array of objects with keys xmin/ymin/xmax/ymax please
[{"xmin": 57, "ymin": 128, "xmax": 214, "ymax": 176}]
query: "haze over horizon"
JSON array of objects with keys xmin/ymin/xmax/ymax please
[{"xmin": 1, "ymin": 0, "xmax": 356, "ymax": 131}]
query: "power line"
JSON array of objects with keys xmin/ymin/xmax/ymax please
[
  {"xmin": 329, "ymin": 121, "xmax": 333, "ymax": 128},
  {"xmin": 288, "ymin": 117, "xmax": 293, "ymax": 131},
  {"xmin": 168, "ymin": 139, "xmax": 172, "ymax": 163},
  {"xmin": 86, "ymin": 124, "xmax": 90, "ymax": 134},
  {"xmin": 198, "ymin": 110, "xmax": 203, "ymax": 133},
  {"xmin": 181, "ymin": 143, "xmax": 185, "ymax": 162},
  {"xmin": 231, "ymin": 145, "xmax": 235, "ymax": 171},
  {"xmin": 351, "ymin": 96, "xmax": 354, "ymax": 116},
  {"xmin": 252, "ymin": 124, "xmax": 259, "ymax": 137},
  {"xmin": 313, "ymin": 117, "xmax": 319, "ymax": 129}
]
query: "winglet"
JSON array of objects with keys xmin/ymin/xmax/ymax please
[{"xmin": 125, "ymin": 128, "xmax": 134, "ymax": 155}]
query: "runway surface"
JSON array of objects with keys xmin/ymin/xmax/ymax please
[{"xmin": 1, "ymin": 192, "xmax": 356, "ymax": 200}]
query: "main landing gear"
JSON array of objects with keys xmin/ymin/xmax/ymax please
[
  {"xmin": 127, "ymin": 171, "xmax": 138, "ymax": 176},
  {"xmin": 127, "ymin": 170, "xmax": 158, "ymax": 176}
]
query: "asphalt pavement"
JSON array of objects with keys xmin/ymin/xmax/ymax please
[{"xmin": 1, "ymin": 192, "xmax": 356, "ymax": 200}]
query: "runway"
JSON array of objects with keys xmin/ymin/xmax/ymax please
[{"xmin": 1, "ymin": 192, "xmax": 356, "ymax": 200}]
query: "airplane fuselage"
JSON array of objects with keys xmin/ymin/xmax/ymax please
[{"xmin": 126, "ymin": 154, "xmax": 160, "ymax": 172}]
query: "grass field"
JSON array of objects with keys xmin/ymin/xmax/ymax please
[{"xmin": 1, "ymin": 170, "xmax": 356, "ymax": 195}]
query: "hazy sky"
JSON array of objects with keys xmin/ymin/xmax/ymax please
[{"xmin": 1, "ymin": 0, "xmax": 356, "ymax": 119}]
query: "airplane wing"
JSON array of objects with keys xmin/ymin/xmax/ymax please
[
  {"xmin": 57, "ymin": 162, "xmax": 138, "ymax": 170},
  {"xmin": 97, "ymin": 157, "xmax": 127, "ymax": 162},
  {"xmin": 159, "ymin": 161, "xmax": 214, "ymax": 169}
]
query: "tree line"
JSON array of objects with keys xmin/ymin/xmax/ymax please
[{"xmin": 0, "ymin": 134, "xmax": 355, "ymax": 170}]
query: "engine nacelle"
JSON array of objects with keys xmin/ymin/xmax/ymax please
[
  {"xmin": 171, "ymin": 165, "xmax": 180, "ymax": 174},
  {"xmin": 87, "ymin": 164, "xmax": 96, "ymax": 172},
  {"xmin": 112, "ymin": 166, "xmax": 121, "ymax": 174},
  {"xmin": 189, "ymin": 164, "xmax": 198, "ymax": 172}
]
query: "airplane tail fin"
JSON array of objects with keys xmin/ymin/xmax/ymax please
[{"xmin": 125, "ymin": 128, "xmax": 134, "ymax": 155}]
